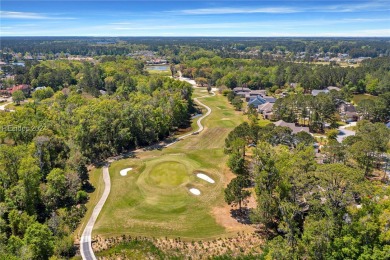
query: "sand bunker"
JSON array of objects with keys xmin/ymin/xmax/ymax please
[
  {"xmin": 196, "ymin": 173, "xmax": 215, "ymax": 184},
  {"xmin": 189, "ymin": 188, "xmax": 201, "ymax": 195},
  {"xmin": 120, "ymin": 168, "xmax": 133, "ymax": 176}
]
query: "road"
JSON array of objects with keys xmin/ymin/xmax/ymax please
[
  {"xmin": 80, "ymin": 75, "xmax": 214, "ymax": 259},
  {"xmin": 337, "ymin": 122, "xmax": 357, "ymax": 143},
  {"xmin": 0, "ymin": 101, "xmax": 14, "ymax": 112}
]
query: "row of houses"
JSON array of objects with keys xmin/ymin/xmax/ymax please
[{"xmin": 233, "ymin": 87, "xmax": 277, "ymax": 120}]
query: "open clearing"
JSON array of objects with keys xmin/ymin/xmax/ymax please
[{"xmin": 92, "ymin": 88, "xmax": 250, "ymax": 240}]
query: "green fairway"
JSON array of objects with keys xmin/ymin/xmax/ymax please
[{"xmin": 93, "ymin": 89, "xmax": 247, "ymax": 240}]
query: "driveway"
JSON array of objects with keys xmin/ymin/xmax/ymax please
[{"xmin": 337, "ymin": 122, "xmax": 357, "ymax": 143}]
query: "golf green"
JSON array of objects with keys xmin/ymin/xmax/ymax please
[{"xmin": 147, "ymin": 161, "xmax": 189, "ymax": 188}]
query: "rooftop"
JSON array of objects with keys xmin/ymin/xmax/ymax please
[{"xmin": 274, "ymin": 120, "xmax": 310, "ymax": 134}]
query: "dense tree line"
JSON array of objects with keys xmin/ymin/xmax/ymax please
[
  {"xmin": 2, "ymin": 37, "xmax": 389, "ymax": 58},
  {"xmin": 224, "ymin": 121, "xmax": 390, "ymax": 259},
  {"xmin": 181, "ymin": 55, "xmax": 390, "ymax": 95},
  {"xmin": 0, "ymin": 62, "xmax": 193, "ymax": 259}
]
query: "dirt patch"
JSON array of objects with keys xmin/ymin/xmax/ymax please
[{"xmin": 211, "ymin": 204, "xmax": 255, "ymax": 234}]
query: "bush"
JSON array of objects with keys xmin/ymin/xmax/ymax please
[
  {"xmin": 76, "ymin": 190, "xmax": 88, "ymax": 204},
  {"xmin": 222, "ymin": 90, "xmax": 232, "ymax": 96}
]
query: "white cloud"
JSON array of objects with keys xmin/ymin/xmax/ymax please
[
  {"xmin": 0, "ymin": 10, "xmax": 76, "ymax": 20},
  {"xmin": 109, "ymin": 22, "xmax": 133, "ymax": 25},
  {"xmin": 320, "ymin": 1, "xmax": 390, "ymax": 13},
  {"xmin": 0, "ymin": 11, "xmax": 47, "ymax": 19},
  {"xmin": 171, "ymin": 1, "xmax": 390, "ymax": 16},
  {"xmin": 173, "ymin": 7, "xmax": 299, "ymax": 15}
]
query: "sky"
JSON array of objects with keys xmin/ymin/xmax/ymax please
[{"xmin": 1, "ymin": 0, "xmax": 390, "ymax": 37}]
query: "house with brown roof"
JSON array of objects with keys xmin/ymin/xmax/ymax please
[
  {"xmin": 274, "ymin": 120, "xmax": 310, "ymax": 134},
  {"xmin": 233, "ymin": 87, "xmax": 251, "ymax": 93},
  {"xmin": 258, "ymin": 102, "xmax": 274, "ymax": 120},
  {"xmin": 339, "ymin": 102, "xmax": 358, "ymax": 122},
  {"xmin": 245, "ymin": 89, "xmax": 266, "ymax": 101},
  {"xmin": 327, "ymin": 86, "xmax": 341, "ymax": 91}
]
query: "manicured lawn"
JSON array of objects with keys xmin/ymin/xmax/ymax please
[
  {"xmin": 93, "ymin": 92, "xmax": 246, "ymax": 240},
  {"xmin": 146, "ymin": 68, "xmax": 171, "ymax": 77},
  {"xmin": 258, "ymin": 118, "xmax": 272, "ymax": 127},
  {"xmin": 352, "ymin": 94, "xmax": 378, "ymax": 105},
  {"xmin": 147, "ymin": 161, "xmax": 189, "ymax": 187}
]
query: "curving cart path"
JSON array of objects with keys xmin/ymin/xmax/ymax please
[
  {"xmin": 80, "ymin": 75, "xmax": 214, "ymax": 259},
  {"xmin": 80, "ymin": 165, "xmax": 110, "ymax": 260},
  {"xmin": 165, "ymin": 75, "xmax": 214, "ymax": 146}
]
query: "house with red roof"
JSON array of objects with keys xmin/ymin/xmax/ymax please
[{"xmin": 7, "ymin": 84, "xmax": 31, "ymax": 95}]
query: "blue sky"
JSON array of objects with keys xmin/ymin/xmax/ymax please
[{"xmin": 1, "ymin": 1, "xmax": 389, "ymax": 36}]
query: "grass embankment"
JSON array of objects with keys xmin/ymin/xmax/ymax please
[
  {"xmin": 93, "ymin": 89, "xmax": 247, "ymax": 240},
  {"xmin": 74, "ymin": 167, "xmax": 104, "ymax": 240}
]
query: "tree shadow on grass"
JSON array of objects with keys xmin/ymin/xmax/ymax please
[
  {"xmin": 230, "ymin": 207, "xmax": 252, "ymax": 225},
  {"xmin": 83, "ymin": 182, "xmax": 95, "ymax": 193}
]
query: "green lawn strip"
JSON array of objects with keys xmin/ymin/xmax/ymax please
[
  {"xmin": 352, "ymin": 94, "xmax": 378, "ymax": 104},
  {"xmin": 74, "ymin": 167, "xmax": 104, "ymax": 240}
]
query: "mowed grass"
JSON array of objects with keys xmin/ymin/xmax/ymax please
[
  {"xmin": 93, "ymin": 90, "xmax": 246, "ymax": 240},
  {"xmin": 147, "ymin": 161, "xmax": 189, "ymax": 187},
  {"xmin": 352, "ymin": 94, "xmax": 378, "ymax": 105},
  {"xmin": 74, "ymin": 167, "xmax": 104, "ymax": 240}
]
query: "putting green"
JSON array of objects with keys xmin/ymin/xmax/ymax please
[{"xmin": 147, "ymin": 161, "xmax": 189, "ymax": 188}]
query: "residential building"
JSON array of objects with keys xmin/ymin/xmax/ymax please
[
  {"xmin": 327, "ymin": 86, "xmax": 341, "ymax": 91},
  {"xmin": 258, "ymin": 102, "xmax": 274, "ymax": 120},
  {"xmin": 339, "ymin": 102, "xmax": 358, "ymax": 122},
  {"xmin": 248, "ymin": 95, "xmax": 267, "ymax": 107},
  {"xmin": 273, "ymin": 120, "xmax": 310, "ymax": 134},
  {"xmin": 7, "ymin": 84, "xmax": 31, "ymax": 95},
  {"xmin": 311, "ymin": 89, "xmax": 329, "ymax": 96}
]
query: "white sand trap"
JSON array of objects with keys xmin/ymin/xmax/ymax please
[
  {"xmin": 189, "ymin": 188, "xmax": 201, "ymax": 195},
  {"xmin": 196, "ymin": 173, "xmax": 215, "ymax": 184},
  {"xmin": 120, "ymin": 168, "xmax": 132, "ymax": 176}
]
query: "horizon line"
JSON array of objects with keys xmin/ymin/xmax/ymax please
[{"xmin": 1, "ymin": 35, "xmax": 390, "ymax": 38}]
